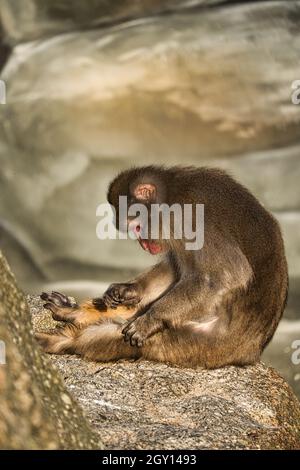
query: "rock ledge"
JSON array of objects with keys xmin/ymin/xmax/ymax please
[{"xmin": 30, "ymin": 295, "xmax": 300, "ymax": 450}]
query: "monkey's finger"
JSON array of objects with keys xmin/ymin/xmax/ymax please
[
  {"xmin": 130, "ymin": 334, "xmax": 138, "ymax": 347},
  {"xmin": 104, "ymin": 287, "xmax": 121, "ymax": 303},
  {"xmin": 40, "ymin": 292, "xmax": 51, "ymax": 302},
  {"xmin": 123, "ymin": 324, "xmax": 136, "ymax": 342},
  {"xmin": 110, "ymin": 291, "xmax": 121, "ymax": 302},
  {"xmin": 123, "ymin": 330, "xmax": 131, "ymax": 342},
  {"xmin": 103, "ymin": 293, "xmax": 119, "ymax": 307},
  {"xmin": 43, "ymin": 302, "xmax": 58, "ymax": 314},
  {"xmin": 122, "ymin": 321, "xmax": 135, "ymax": 335},
  {"xmin": 121, "ymin": 297, "xmax": 140, "ymax": 307},
  {"xmin": 41, "ymin": 292, "xmax": 66, "ymax": 308},
  {"xmin": 123, "ymin": 326, "xmax": 135, "ymax": 342},
  {"xmin": 51, "ymin": 291, "xmax": 72, "ymax": 306},
  {"xmin": 105, "ymin": 297, "xmax": 119, "ymax": 309},
  {"xmin": 51, "ymin": 311, "xmax": 69, "ymax": 323},
  {"xmin": 92, "ymin": 297, "xmax": 107, "ymax": 311}
]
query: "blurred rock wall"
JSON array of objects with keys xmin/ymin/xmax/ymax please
[
  {"xmin": 0, "ymin": 0, "xmax": 300, "ymax": 396},
  {"xmin": 0, "ymin": 0, "xmax": 220, "ymax": 44},
  {"xmin": 0, "ymin": 0, "xmax": 299, "ymax": 295}
]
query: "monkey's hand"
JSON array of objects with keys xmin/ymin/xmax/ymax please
[
  {"xmin": 122, "ymin": 314, "xmax": 163, "ymax": 347},
  {"xmin": 94, "ymin": 283, "xmax": 141, "ymax": 310}
]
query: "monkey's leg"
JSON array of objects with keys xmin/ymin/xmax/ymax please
[
  {"xmin": 35, "ymin": 324, "xmax": 78, "ymax": 355},
  {"xmin": 122, "ymin": 241, "xmax": 254, "ymax": 347},
  {"xmin": 74, "ymin": 321, "xmax": 140, "ymax": 361},
  {"xmin": 41, "ymin": 291, "xmax": 136, "ymax": 328},
  {"xmin": 35, "ymin": 321, "xmax": 139, "ymax": 362}
]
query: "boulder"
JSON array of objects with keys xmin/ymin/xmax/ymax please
[
  {"xmin": 1, "ymin": 250, "xmax": 299, "ymax": 450},
  {"xmin": 263, "ymin": 319, "xmax": 300, "ymax": 403},
  {"xmin": 0, "ymin": 251, "xmax": 100, "ymax": 449},
  {"xmin": 29, "ymin": 294, "xmax": 300, "ymax": 449},
  {"xmin": 0, "ymin": 0, "xmax": 299, "ymax": 409}
]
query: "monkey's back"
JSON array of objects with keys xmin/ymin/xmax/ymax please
[
  {"xmin": 201, "ymin": 168, "xmax": 288, "ymax": 354},
  {"xmin": 170, "ymin": 167, "xmax": 288, "ymax": 358}
]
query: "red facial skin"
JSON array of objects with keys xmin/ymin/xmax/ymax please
[{"xmin": 133, "ymin": 224, "xmax": 164, "ymax": 255}]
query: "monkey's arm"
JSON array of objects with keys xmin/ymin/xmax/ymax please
[
  {"xmin": 122, "ymin": 277, "xmax": 201, "ymax": 346},
  {"xmin": 94, "ymin": 258, "xmax": 176, "ymax": 310},
  {"xmin": 122, "ymin": 240, "xmax": 253, "ymax": 347}
]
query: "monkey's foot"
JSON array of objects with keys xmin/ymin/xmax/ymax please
[
  {"xmin": 35, "ymin": 332, "xmax": 57, "ymax": 353},
  {"xmin": 40, "ymin": 291, "xmax": 79, "ymax": 323},
  {"xmin": 40, "ymin": 291, "xmax": 104, "ymax": 327},
  {"xmin": 35, "ymin": 324, "xmax": 78, "ymax": 354},
  {"xmin": 40, "ymin": 291, "xmax": 137, "ymax": 328},
  {"xmin": 96, "ymin": 283, "xmax": 141, "ymax": 310}
]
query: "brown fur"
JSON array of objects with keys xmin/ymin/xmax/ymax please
[{"xmin": 36, "ymin": 166, "xmax": 288, "ymax": 368}]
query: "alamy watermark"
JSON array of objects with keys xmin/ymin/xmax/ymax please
[
  {"xmin": 0, "ymin": 340, "xmax": 6, "ymax": 365},
  {"xmin": 96, "ymin": 197, "xmax": 204, "ymax": 251},
  {"xmin": 291, "ymin": 80, "xmax": 300, "ymax": 105},
  {"xmin": 291, "ymin": 340, "xmax": 300, "ymax": 365},
  {"xmin": 0, "ymin": 80, "xmax": 6, "ymax": 104}
]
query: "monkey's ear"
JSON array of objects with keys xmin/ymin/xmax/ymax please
[{"xmin": 133, "ymin": 183, "xmax": 157, "ymax": 202}]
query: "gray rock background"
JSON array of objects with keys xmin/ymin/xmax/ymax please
[
  {"xmin": 0, "ymin": 0, "xmax": 220, "ymax": 45},
  {"xmin": 0, "ymin": 0, "xmax": 300, "ymax": 398}
]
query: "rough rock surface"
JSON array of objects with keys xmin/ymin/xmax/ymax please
[
  {"xmin": 0, "ymin": 0, "xmax": 300, "ymax": 409},
  {"xmin": 0, "ymin": 252, "xmax": 100, "ymax": 449},
  {"xmin": 30, "ymin": 295, "xmax": 300, "ymax": 450}
]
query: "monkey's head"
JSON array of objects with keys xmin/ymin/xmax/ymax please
[{"xmin": 107, "ymin": 166, "xmax": 174, "ymax": 255}]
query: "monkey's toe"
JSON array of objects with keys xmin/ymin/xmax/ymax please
[
  {"xmin": 40, "ymin": 291, "xmax": 77, "ymax": 308},
  {"xmin": 42, "ymin": 301, "xmax": 58, "ymax": 315},
  {"xmin": 92, "ymin": 297, "xmax": 107, "ymax": 311},
  {"xmin": 52, "ymin": 291, "xmax": 73, "ymax": 306}
]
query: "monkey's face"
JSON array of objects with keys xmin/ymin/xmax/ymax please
[
  {"xmin": 108, "ymin": 171, "xmax": 169, "ymax": 255},
  {"xmin": 128, "ymin": 217, "xmax": 166, "ymax": 255}
]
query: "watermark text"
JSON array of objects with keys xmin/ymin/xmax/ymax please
[{"xmin": 0, "ymin": 80, "xmax": 6, "ymax": 104}]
